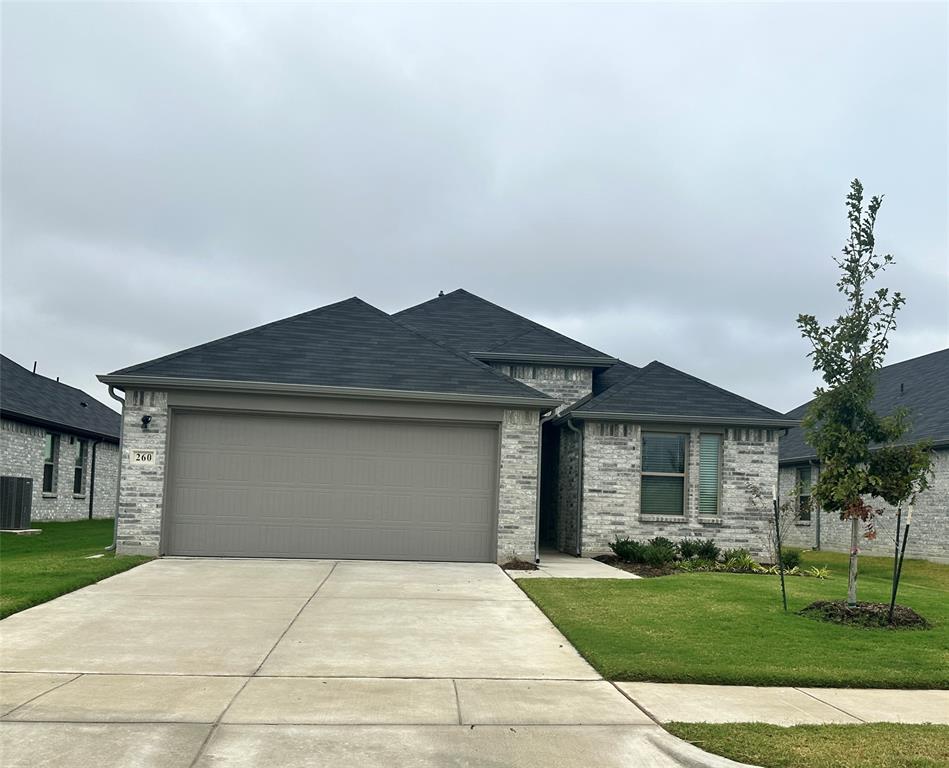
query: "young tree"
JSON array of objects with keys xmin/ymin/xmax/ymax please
[{"xmin": 797, "ymin": 179, "xmax": 932, "ymax": 607}]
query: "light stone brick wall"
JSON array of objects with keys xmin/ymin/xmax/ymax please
[
  {"xmin": 490, "ymin": 364, "xmax": 592, "ymax": 413},
  {"xmin": 780, "ymin": 448, "xmax": 949, "ymax": 563},
  {"xmin": 115, "ymin": 390, "xmax": 169, "ymax": 556},
  {"xmin": 1, "ymin": 417, "xmax": 119, "ymax": 522},
  {"xmin": 578, "ymin": 422, "xmax": 779, "ymax": 559},
  {"xmin": 496, "ymin": 408, "xmax": 540, "ymax": 562}
]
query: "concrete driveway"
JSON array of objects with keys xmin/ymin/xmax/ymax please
[{"xmin": 0, "ymin": 558, "xmax": 748, "ymax": 767}]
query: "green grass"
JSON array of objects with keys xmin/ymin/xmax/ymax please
[
  {"xmin": 519, "ymin": 551, "xmax": 949, "ymax": 688},
  {"xmin": 665, "ymin": 723, "xmax": 949, "ymax": 768},
  {"xmin": 0, "ymin": 519, "xmax": 151, "ymax": 618}
]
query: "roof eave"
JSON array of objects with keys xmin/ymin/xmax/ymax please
[
  {"xmin": 779, "ymin": 436, "xmax": 949, "ymax": 465},
  {"xmin": 97, "ymin": 374, "xmax": 560, "ymax": 410},
  {"xmin": 0, "ymin": 409, "xmax": 120, "ymax": 442},
  {"xmin": 562, "ymin": 410, "xmax": 801, "ymax": 428},
  {"xmin": 471, "ymin": 352, "xmax": 617, "ymax": 368}
]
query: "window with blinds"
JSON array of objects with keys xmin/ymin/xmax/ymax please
[
  {"xmin": 698, "ymin": 434, "xmax": 722, "ymax": 514},
  {"xmin": 641, "ymin": 432, "xmax": 687, "ymax": 515}
]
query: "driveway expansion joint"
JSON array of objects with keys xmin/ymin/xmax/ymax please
[{"xmin": 793, "ymin": 687, "xmax": 867, "ymax": 723}]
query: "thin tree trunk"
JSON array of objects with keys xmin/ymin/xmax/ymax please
[{"xmin": 847, "ymin": 517, "xmax": 859, "ymax": 606}]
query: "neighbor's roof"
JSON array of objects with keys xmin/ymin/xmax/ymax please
[
  {"xmin": 100, "ymin": 298, "xmax": 557, "ymax": 407},
  {"xmin": 395, "ymin": 289, "xmax": 616, "ymax": 365},
  {"xmin": 592, "ymin": 359, "xmax": 640, "ymax": 396},
  {"xmin": 780, "ymin": 348, "xmax": 949, "ymax": 463},
  {"xmin": 1, "ymin": 355, "xmax": 120, "ymax": 441},
  {"xmin": 563, "ymin": 360, "xmax": 797, "ymax": 426}
]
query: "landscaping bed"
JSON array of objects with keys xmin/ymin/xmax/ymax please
[
  {"xmin": 800, "ymin": 600, "xmax": 930, "ymax": 630},
  {"xmin": 0, "ymin": 519, "xmax": 152, "ymax": 618},
  {"xmin": 665, "ymin": 722, "xmax": 949, "ymax": 768},
  {"xmin": 593, "ymin": 555, "xmax": 675, "ymax": 578},
  {"xmin": 518, "ymin": 550, "xmax": 949, "ymax": 688}
]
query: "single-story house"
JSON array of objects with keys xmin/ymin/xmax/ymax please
[
  {"xmin": 99, "ymin": 290, "xmax": 796, "ymax": 561},
  {"xmin": 780, "ymin": 348, "xmax": 949, "ymax": 563},
  {"xmin": 1, "ymin": 355, "xmax": 121, "ymax": 523}
]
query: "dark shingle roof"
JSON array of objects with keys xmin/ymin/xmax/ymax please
[
  {"xmin": 592, "ymin": 360, "xmax": 640, "ymax": 396},
  {"xmin": 1, "ymin": 356, "xmax": 120, "ymax": 440},
  {"xmin": 395, "ymin": 289, "xmax": 615, "ymax": 364},
  {"xmin": 780, "ymin": 348, "xmax": 949, "ymax": 463},
  {"xmin": 567, "ymin": 360, "xmax": 796, "ymax": 426},
  {"xmin": 103, "ymin": 298, "xmax": 555, "ymax": 404}
]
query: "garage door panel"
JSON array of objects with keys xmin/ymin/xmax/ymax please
[{"xmin": 165, "ymin": 412, "xmax": 499, "ymax": 561}]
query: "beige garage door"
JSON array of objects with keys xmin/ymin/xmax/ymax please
[{"xmin": 164, "ymin": 411, "xmax": 499, "ymax": 561}]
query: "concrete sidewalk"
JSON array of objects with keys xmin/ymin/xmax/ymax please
[
  {"xmin": 618, "ymin": 682, "xmax": 949, "ymax": 725},
  {"xmin": 508, "ymin": 551, "xmax": 640, "ymax": 580}
]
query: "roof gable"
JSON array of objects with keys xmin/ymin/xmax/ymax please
[
  {"xmin": 1, "ymin": 356, "xmax": 120, "ymax": 440},
  {"xmin": 780, "ymin": 347, "xmax": 949, "ymax": 462},
  {"xmin": 395, "ymin": 289, "xmax": 614, "ymax": 364},
  {"xmin": 569, "ymin": 360, "xmax": 794, "ymax": 425},
  {"xmin": 104, "ymin": 298, "xmax": 554, "ymax": 403}
]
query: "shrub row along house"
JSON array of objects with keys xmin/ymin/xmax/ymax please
[
  {"xmin": 0, "ymin": 355, "xmax": 120, "ymax": 523},
  {"xmin": 98, "ymin": 290, "xmax": 795, "ymax": 561},
  {"xmin": 780, "ymin": 348, "xmax": 949, "ymax": 563}
]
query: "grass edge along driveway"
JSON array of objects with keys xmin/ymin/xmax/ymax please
[
  {"xmin": 665, "ymin": 722, "xmax": 949, "ymax": 768},
  {"xmin": 518, "ymin": 551, "xmax": 949, "ymax": 689},
  {"xmin": 1, "ymin": 519, "xmax": 151, "ymax": 618}
]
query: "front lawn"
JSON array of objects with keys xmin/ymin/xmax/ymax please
[
  {"xmin": 0, "ymin": 519, "xmax": 151, "ymax": 618},
  {"xmin": 666, "ymin": 723, "xmax": 949, "ymax": 768},
  {"xmin": 519, "ymin": 551, "xmax": 949, "ymax": 688}
]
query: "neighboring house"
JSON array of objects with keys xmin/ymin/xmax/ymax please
[
  {"xmin": 99, "ymin": 290, "xmax": 795, "ymax": 561},
  {"xmin": 780, "ymin": 348, "xmax": 949, "ymax": 563},
  {"xmin": 1, "ymin": 355, "xmax": 121, "ymax": 522}
]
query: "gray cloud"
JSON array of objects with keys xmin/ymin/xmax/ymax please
[{"xmin": 3, "ymin": 2, "xmax": 946, "ymax": 413}]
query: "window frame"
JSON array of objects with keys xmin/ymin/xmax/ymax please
[
  {"xmin": 697, "ymin": 432, "xmax": 723, "ymax": 516},
  {"xmin": 43, "ymin": 432, "xmax": 60, "ymax": 494},
  {"xmin": 640, "ymin": 431, "xmax": 689, "ymax": 516},
  {"xmin": 796, "ymin": 465, "xmax": 813, "ymax": 521},
  {"xmin": 73, "ymin": 439, "xmax": 88, "ymax": 496}
]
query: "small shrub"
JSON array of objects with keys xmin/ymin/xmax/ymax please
[
  {"xmin": 720, "ymin": 547, "xmax": 749, "ymax": 563},
  {"xmin": 678, "ymin": 538, "xmax": 719, "ymax": 561},
  {"xmin": 645, "ymin": 537, "xmax": 677, "ymax": 566},
  {"xmin": 779, "ymin": 547, "xmax": 803, "ymax": 570},
  {"xmin": 723, "ymin": 552, "xmax": 761, "ymax": 573},
  {"xmin": 676, "ymin": 558, "xmax": 717, "ymax": 572},
  {"xmin": 610, "ymin": 537, "xmax": 648, "ymax": 563},
  {"xmin": 805, "ymin": 566, "xmax": 831, "ymax": 579}
]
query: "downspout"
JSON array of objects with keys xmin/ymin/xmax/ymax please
[
  {"xmin": 534, "ymin": 409, "xmax": 558, "ymax": 564},
  {"xmin": 105, "ymin": 385, "xmax": 125, "ymax": 551},
  {"xmin": 87, "ymin": 438, "xmax": 102, "ymax": 520},
  {"xmin": 565, "ymin": 418, "xmax": 584, "ymax": 557}
]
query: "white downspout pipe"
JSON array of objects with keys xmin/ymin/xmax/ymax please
[{"xmin": 105, "ymin": 385, "xmax": 125, "ymax": 552}]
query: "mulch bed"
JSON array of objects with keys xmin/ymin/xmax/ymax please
[
  {"xmin": 799, "ymin": 600, "xmax": 931, "ymax": 630},
  {"xmin": 593, "ymin": 555, "xmax": 676, "ymax": 578},
  {"xmin": 501, "ymin": 559, "xmax": 539, "ymax": 571}
]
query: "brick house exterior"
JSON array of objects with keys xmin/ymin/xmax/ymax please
[
  {"xmin": 101, "ymin": 290, "xmax": 793, "ymax": 562},
  {"xmin": 779, "ymin": 349, "xmax": 949, "ymax": 563},
  {"xmin": 1, "ymin": 356, "xmax": 120, "ymax": 524}
]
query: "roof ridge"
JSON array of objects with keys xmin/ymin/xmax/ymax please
[
  {"xmin": 2, "ymin": 354, "xmax": 114, "ymax": 410},
  {"xmin": 578, "ymin": 362, "xmax": 654, "ymax": 409},
  {"xmin": 109, "ymin": 297, "xmax": 363, "ymax": 376},
  {"xmin": 384, "ymin": 312, "xmax": 553, "ymax": 400},
  {"xmin": 645, "ymin": 361, "xmax": 786, "ymax": 418},
  {"xmin": 392, "ymin": 289, "xmax": 464, "ymax": 318}
]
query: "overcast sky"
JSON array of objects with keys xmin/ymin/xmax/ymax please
[{"xmin": 3, "ymin": 2, "xmax": 946, "ymax": 414}]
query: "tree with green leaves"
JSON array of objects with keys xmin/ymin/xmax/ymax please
[{"xmin": 797, "ymin": 179, "xmax": 932, "ymax": 607}]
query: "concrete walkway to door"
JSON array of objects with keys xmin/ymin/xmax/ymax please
[{"xmin": 0, "ymin": 558, "xmax": 751, "ymax": 767}]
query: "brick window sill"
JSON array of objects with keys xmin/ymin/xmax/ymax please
[
  {"xmin": 697, "ymin": 516, "xmax": 724, "ymax": 525},
  {"xmin": 795, "ymin": 520, "xmax": 812, "ymax": 526},
  {"xmin": 73, "ymin": 494, "xmax": 86, "ymax": 500},
  {"xmin": 42, "ymin": 492, "xmax": 57, "ymax": 499},
  {"xmin": 639, "ymin": 514, "xmax": 685, "ymax": 523}
]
